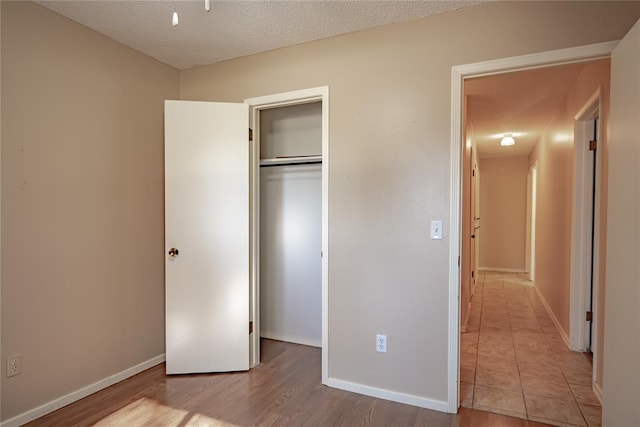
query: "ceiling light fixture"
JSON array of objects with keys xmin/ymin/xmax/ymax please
[
  {"xmin": 173, "ymin": 0, "xmax": 211, "ymax": 28},
  {"xmin": 500, "ymin": 133, "xmax": 515, "ymax": 146},
  {"xmin": 172, "ymin": 0, "xmax": 179, "ymax": 27}
]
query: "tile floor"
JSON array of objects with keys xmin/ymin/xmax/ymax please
[{"xmin": 460, "ymin": 271, "xmax": 602, "ymax": 427}]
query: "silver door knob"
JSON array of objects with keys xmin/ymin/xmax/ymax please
[{"xmin": 168, "ymin": 248, "xmax": 179, "ymax": 257}]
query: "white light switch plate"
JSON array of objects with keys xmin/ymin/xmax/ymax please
[{"xmin": 430, "ymin": 220, "xmax": 443, "ymax": 240}]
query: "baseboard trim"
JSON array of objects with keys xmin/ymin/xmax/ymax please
[
  {"xmin": 260, "ymin": 331, "xmax": 321, "ymax": 348},
  {"xmin": 533, "ymin": 286, "xmax": 572, "ymax": 348},
  {"xmin": 461, "ymin": 300, "xmax": 471, "ymax": 333},
  {"xmin": 593, "ymin": 382, "xmax": 603, "ymax": 405},
  {"xmin": 478, "ymin": 267, "xmax": 527, "ymax": 273},
  {"xmin": 1, "ymin": 354, "xmax": 165, "ymax": 427},
  {"xmin": 325, "ymin": 377, "xmax": 448, "ymax": 413}
]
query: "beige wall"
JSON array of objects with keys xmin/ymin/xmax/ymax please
[
  {"xmin": 603, "ymin": 19, "xmax": 640, "ymax": 426},
  {"xmin": 179, "ymin": 1, "xmax": 639, "ymax": 404},
  {"xmin": 1, "ymin": 1, "xmax": 179, "ymax": 420},
  {"xmin": 529, "ymin": 59, "xmax": 610, "ymax": 384},
  {"xmin": 529, "ymin": 103, "xmax": 574, "ymax": 335},
  {"xmin": 2, "ymin": 0, "xmax": 640, "ymax": 421},
  {"xmin": 478, "ymin": 157, "xmax": 528, "ymax": 271}
]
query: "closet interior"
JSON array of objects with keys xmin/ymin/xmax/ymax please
[{"xmin": 259, "ymin": 101, "xmax": 323, "ymax": 349}]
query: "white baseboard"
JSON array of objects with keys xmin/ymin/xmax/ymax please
[
  {"xmin": 1, "ymin": 354, "xmax": 165, "ymax": 427},
  {"xmin": 461, "ymin": 300, "xmax": 471, "ymax": 333},
  {"xmin": 478, "ymin": 267, "xmax": 527, "ymax": 273},
  {"xmin": 325, "ymin": 377, "xmax": 448, "ymax": 413},
  {"xmin": 260, "ymin": 331, "xmax": 321, "ymax": 348},
  {"xmin": 593, "ymin": 381, "xmax": 603, "ymax": 405},
  {"xmin": 533, "ymin": 286, "xmax": 572, "ymax": 348}
]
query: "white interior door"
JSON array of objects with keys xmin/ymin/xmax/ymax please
[{"xmin": 165, "ymin": 100, "xmax": 249, "ymax": 375}]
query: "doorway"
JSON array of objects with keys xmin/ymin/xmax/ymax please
[
  {"xmin": 526, "ymin": 163, "xmax": 537, "ymax": 282},
  {"xmin": 163, "ymin": 87, "xmax": 329, "ymax": 380},
  {"xmin": 571, "ymin": 92, "xmax": 602, "ymax": 360},
  {"xmin": 246, "ymin": 87, "xmax": 329, "ymax": 383},
  {"xmin": 448, "ymin": 41, "xmax": 617, "ymax": 413},
  {"xmin": 258, "ymin": 102, "xmax": 322, "ymax": 348}
]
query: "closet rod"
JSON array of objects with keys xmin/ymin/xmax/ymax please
[{"xmin": 260, "ymin": 155, "xmax": 322, "ymax": 167}]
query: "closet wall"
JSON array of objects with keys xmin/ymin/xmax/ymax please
[{"xmin": 259, "ymin": 102, "xmax": 322, "ymax": 347}]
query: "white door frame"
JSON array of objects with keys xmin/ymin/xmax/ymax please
[
  {"xmin": 570, "ymin": 90, "xmax": 602, "ymax": 358},
  {"xmin": 244, "ymin": 87, "xmax": 329, "ymax": 384},
  {"xmin": 526, "ymin": 163, "xmax": 538, "ymax": 281},
  {"xmin": 448, "ymin": 41, "xmax": 617, "ymax": 412}
]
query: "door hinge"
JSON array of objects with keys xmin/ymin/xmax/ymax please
[
  {"xmin": 589, "ymin": 140, "xmax": 597, "ymax": 151},
  {"xmin": 458, "ymin": 256, "xmax": 461, "ymax": 267},
  {"xmin": 586, "ymin": 311, "xmax": 593, "ymax": 322},
  {"xmin": 471, "ymin": 270, "xmax": 474, "ymax": 279},
  {"xmin": 249, "ymin": 128, "xmax": 253, "ymax": 142},
  {"xmin": 472, "ymin": 169, "xmax": 475, "ymax": 177},
  {"xmin": 249, "ymin": 321, "xmax": 254, "ymax": 334}
]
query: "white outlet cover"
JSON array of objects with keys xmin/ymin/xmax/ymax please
[
  {"xmin": 7, "ymin": 354, "xmax": 22, "ymax": 377},
  {"xmin": 376, "ymin": 334, "xmax": 387, "ymax": 353}
]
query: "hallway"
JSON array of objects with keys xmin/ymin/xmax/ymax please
[{"xmin": 460, "ymin": 271, "xmax": 601, "ymax": 426}]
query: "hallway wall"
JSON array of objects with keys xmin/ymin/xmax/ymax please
[
  {"xmin": 478, "ymin": 157, "xmax": 528, "ymax": 271},
  {"xmin": 529, "ymin": 60, "xmax": 610, "ymax": 393}
]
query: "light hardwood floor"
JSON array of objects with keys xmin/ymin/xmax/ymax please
[{"xmin": 25, "ymin": 339, "xmax": 550, "ymax": 427}]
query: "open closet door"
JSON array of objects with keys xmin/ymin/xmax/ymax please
[{"xmin": 164, "ymin": 100, "xmax": 249, "ymax": 374}]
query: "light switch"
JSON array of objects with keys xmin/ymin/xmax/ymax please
[{"xmin": 430, "ymin": 220, "xmax": 443, "ymax": 240}]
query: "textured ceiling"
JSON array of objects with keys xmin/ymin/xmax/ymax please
[
  {"xmin": 35, "ymin": 0, "xmax": 486, "ymax": 70},
  {"xmin": 465, "ymin": 61, "xmax": 602, "ymax": 159}
]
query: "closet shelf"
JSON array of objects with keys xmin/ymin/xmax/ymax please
[{"xmin": 260, "ymin": 155, "xmax": 322, "ymax": 166}]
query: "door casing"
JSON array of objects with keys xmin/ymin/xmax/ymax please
[
  {"xmin": 449, "ymin": 41, "xmax": 618, "ymax": 412},
  {"xmin": 571, "ymin": 91, "xmax": 602, "ymax": 361},
  {"xmin": 244, "ymin": 87, "xmax": 329, "ymax": 384}
]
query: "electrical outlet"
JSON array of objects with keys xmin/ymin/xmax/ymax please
[
  {"xmin": 376, "ymin": 334, "xmax": 387, "ymax": 353},
  {"xmin": 7, "ymin": 354, "xmax": 22, "ymax": 377}
]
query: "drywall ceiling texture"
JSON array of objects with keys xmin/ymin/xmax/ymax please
[
  {"xmin": 178, "ymin": 1, "xmax": 640, "ymax": 406},
  {"xmin": 34, "ymin": 0, "xmax": 486, "ymax": 70}
]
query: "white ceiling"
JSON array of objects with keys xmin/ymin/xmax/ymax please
[
  {"xmin": 35, "ymin": 0, "xmax": 486, "ymax": 70},
  {"xmin": 466, "ymin": 62, "xmax": 598, "ymax": 159}
]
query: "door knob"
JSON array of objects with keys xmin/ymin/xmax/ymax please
[
  {"xmin": 168, "ymin": 248, "xmax": 179, "ymax": 257},
  {"xmin": 471, "ymin": 234, "xmax": 475, "ymax": 239}
]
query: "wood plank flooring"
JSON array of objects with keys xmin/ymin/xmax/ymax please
[{"xmin": 26, "ymin": 339, "xmax": 551, "ymax": 426}]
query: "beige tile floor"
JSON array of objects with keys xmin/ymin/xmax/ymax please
[{"xmin": 460, "ymin": 271, "xmax": 602, "ymax": 427}]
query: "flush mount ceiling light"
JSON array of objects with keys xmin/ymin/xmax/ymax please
[{"xmin": 500, "ymin": 134, "xmax": 516, "ymax": 146}]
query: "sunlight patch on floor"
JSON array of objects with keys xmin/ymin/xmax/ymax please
[{"xmin": 93, "ymin": 397, "xmax": 241, "ymax": 426}]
